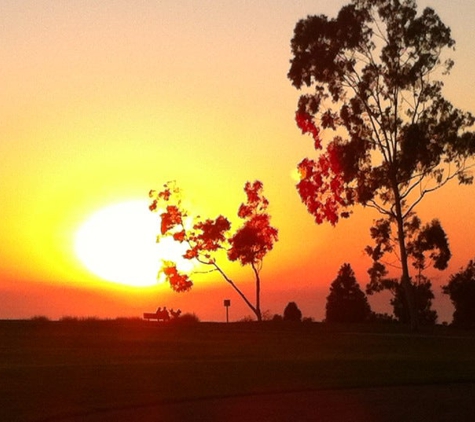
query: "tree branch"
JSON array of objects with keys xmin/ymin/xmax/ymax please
[{"xmin": 212, "ymin": 261, "xmax": 258, "ymax": 317}]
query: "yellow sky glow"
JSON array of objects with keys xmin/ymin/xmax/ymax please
[{"xmin": 1, "ymin": 0, "xmax": 475, "ymax": 322}]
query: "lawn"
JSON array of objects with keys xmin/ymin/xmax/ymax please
[{"xmin": 1, "ymin": 320, "xmax": 475, "ymax": 421}]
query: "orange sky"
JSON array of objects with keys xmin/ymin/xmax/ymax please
[{"xmin": 1, "ymin": 0, "xmax": 475, "ymax": 323}]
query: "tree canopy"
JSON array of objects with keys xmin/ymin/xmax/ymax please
[{"xmin": 288, "ymin": 0, "xmax": 475, "ymax": 329}]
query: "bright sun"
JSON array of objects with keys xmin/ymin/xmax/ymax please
[{"xmin": 74, "ymin": 200, "xmax": 193, "ymax": 287}]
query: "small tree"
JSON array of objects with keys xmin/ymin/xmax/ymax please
[
  {"xmin": 283, "ymin": 302, "xmax": 302, "ymax": 322},
  {"xmin": 375, "ymin": 275, "xmax": 437, "ymax": 325},
  {"xmin": 148, "ymin": 180, "xmax": 278, "ymax": 322},
  {"xmin": 443, "ymin": 259, "xmax": 475, "ymax": 327},
  {"xmin": 288, "ymin": 0, "xmax": 475, "ymax": 330},
  {"xmin": 365, "ymin": 215, "xmax": 446, "ymax": 325},
  {"xmin": 326, "ymin": 263, "xmax": 371, "ymax": 323}
]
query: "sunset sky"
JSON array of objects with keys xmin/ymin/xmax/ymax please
[{"xmin": 1, "ymin": 0, "xmax": 474, "ymax": 323}]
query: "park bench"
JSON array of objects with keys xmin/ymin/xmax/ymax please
[
  {"xmin": 143, "ymin": 308, "xmax": 180, "ymax": 322},
  {"xmin": 143, "ymin": 310, "xmax": 169, "ymax": 322}
]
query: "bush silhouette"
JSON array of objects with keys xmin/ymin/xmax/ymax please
[
  {"xmin": 443, "ymin": 259, "xmax": 475, "ymax": 327},
  {"xmin": 283, "ymin": 302, "xmax": 302, "ymax": 322}
]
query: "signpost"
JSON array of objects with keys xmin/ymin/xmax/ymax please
[{"xmin": 223, "ymin": 299, "xmax": 231, "ymax": 323}]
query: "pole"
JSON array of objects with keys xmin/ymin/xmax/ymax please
[{"xmin": 223, "ymin": 299, "xmax": 231, "ymax": 323}]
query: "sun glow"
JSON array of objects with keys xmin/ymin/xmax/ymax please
[{"xmin": 74, "ymin": 200, "xmax": 194, "ymax": 287}]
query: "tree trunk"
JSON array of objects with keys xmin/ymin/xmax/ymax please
[
  {"xmin": 214, "ymin": 262, "xmax": 261, "ymax": 322},
  {"xmin": 393, "ymin": 186, "xmax": 418, "ymax": 331},
  {"xmin": 252, "ymin": 262, "xmax": 262, "ymax": 322}
]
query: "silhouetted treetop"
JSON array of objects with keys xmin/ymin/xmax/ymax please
[{"xmin": 326, "ymin": 263, "xmax": 371, "ymax": 323}]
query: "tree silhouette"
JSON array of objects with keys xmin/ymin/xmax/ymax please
[
  {"xmin": 374, "ymin": 275, "xmax": 437, "ymax": 325},
  {"xmin": 443, "ymin": 259, "xmax": 475, "ymax": 327},
  {"xmin": 365, "ymin": 215, "xmax": 446, "ymax": 324},
  {"xmin": 149, "ymin": 180, "xmax": 278, "ymax": 322},
  {"xmin": 288, "ymin": 0, "xmax": 475, "ymax": 330},
  {"xmin": 326, "ymin": 263, "xmax": 371, "ymax": 323},
  {"xmin": 283, "ymin": 301, "xmax": 302, "ymax": 322}
]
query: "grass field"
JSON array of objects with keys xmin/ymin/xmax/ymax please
[{"xmin": 2, "ymin": 320, "xmax": 475, "ymax": 421}]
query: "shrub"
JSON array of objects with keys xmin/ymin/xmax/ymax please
[
  {"xmin": 30, "ymin": 315, "xmax": 50, "ymax": 323},
  {"xmin": 283, "ymin": 302, "xmax": 302, "ymax": 322},
  {"xmin": 171, "ymin": 313, "xmax": 200, "ymax": 324}
]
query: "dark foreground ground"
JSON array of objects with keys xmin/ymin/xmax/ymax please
[
  {"xmin": 2, "ymin": 320, "xmax": 475, "ymax": 422},
  {"xmin": 63, "ymin": 383, "xmax": 475, "ymax": 422}
]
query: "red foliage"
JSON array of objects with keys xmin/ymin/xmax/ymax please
[
  {"xmin": 296, "ymin": 111, "xmax": 322, "ymax": 149},
  {"xmin": 173, "ymin": 230, "xmax": 186, "ymax": 243},
  {"xmin": 228, "ymin": 181, "xmax": 278, "ymax": 265},
  {"xmin": 238, "ymin": 181, "xmax": 268, "ymax": 218},
  {"xmin": 149, "ymin": 200, "xmax": 157, "ymax": 212},
  {"xmin": 162, "ymin": 263, "xmax": 193, "ymax": 292},
  {"xmin": 183, "ymin": 248, "xmax": 198, "ymax": 260},
  {"xmin": 160, "ymin": 205, "xmax": 183, "ymax": 235},
  {"xmin": 191, "ymin": 215, "xmax": 231, "ymax": 252},
  {"xmin": 296, "ymin": 143, "xmax": 354, "ymax": 226},
  {"xmin": 228, "ymin": 215, "xmax": 278, "ymax": 265},
  {"xmin": 158, "ymin": 187, "xmax": 171, "ymax": 201}
]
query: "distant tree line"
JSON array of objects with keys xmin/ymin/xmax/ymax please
[
  {"xmin": 243, "ymin": 257, "xmax": 475, "ymax": 327},
  {"xmin": 320, "ymin": 258, "xmax": 475, "ymax": 328}
]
